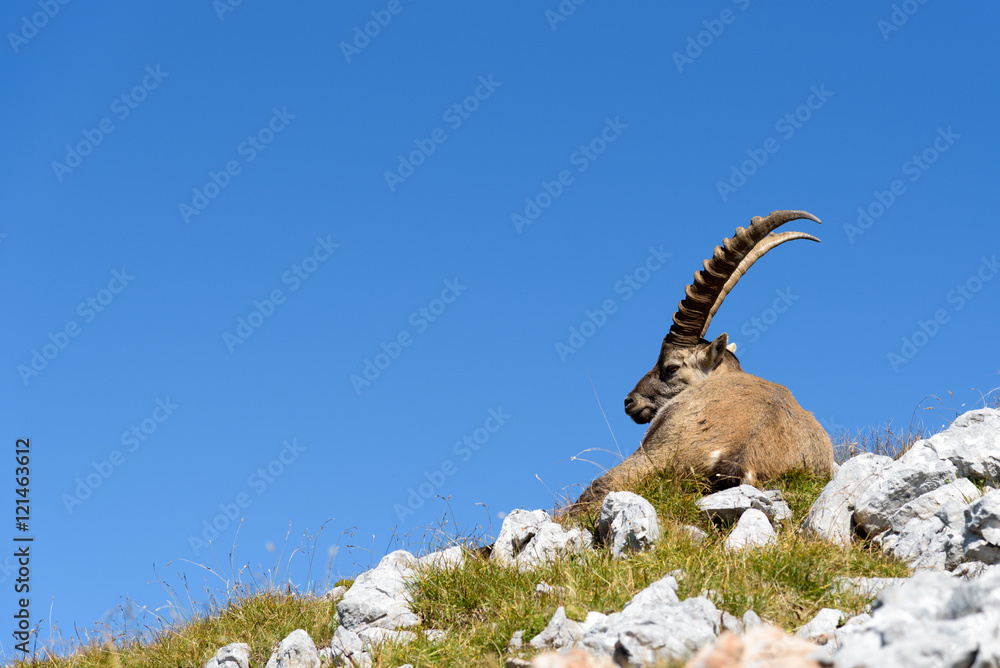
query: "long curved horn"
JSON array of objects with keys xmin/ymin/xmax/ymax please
[
  {"xmin": 699, "ymin": 231, "xmax": 819, "ymax": 338},
  {"xmin": 667, "ymin": 210, "xmax": 821, "ymax": 347}
]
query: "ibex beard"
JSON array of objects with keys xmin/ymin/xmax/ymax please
[{"xmin": 573, "ymin": 210, "xmax": 835, "ymax": 509}]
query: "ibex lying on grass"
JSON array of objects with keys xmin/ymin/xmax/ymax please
[{"xmin": 575, "ymin": 210, "xmax": 834, "ymax": 507}]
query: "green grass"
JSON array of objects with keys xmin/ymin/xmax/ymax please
[
  {"xmin": 377, "ymin": 468, "xmax": 907, "ymax": 667},
  {"xmin": 16, "ymin": 441, "xmax": 916, "ymax": 668},
  {"xmin": 18, "ymin": 588, "xmax": 338, "ymax": 668}
]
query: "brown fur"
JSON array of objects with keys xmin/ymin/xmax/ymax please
[{"xmin": 574, "ymin": 334, "xmax": 834, "ymax": 507}]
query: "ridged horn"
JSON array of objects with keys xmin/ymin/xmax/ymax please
[
  {"xmin": 667, "ymin": 210, "xmax": 821, "ymax": 347},
  {"xmin": 699, "ymin": 231, "xmax": 819, "ymax": 338}
]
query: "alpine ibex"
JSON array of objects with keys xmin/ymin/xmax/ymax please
[{"xmin": 575, "ymin": 210, "xmax": 834, "ymax": 506}]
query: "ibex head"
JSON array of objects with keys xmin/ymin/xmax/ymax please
[
  {"xmin": 624, "ymin": 333, "xmax": 740, "ymax": 424},
  {"xmin": 624, "ymin": 210, "xmax": 822, "ymax": 424}
]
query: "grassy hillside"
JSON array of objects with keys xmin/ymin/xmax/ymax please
[{"xmin": 13, "ymin": 427, "xmax": 930, "ymax": 668}]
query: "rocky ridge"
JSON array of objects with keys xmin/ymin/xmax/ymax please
[{"xmin": 203, "ymin": 408, "xmax": 1000, "ymax": 667}]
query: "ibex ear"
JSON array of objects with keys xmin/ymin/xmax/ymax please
[
  {"xmin": 726, "ymin": 343, "xmax": 737, "ymax": 353},
  {"xmin": 699, "ymin": 333, "xmax": 729, "ymax": 372}
]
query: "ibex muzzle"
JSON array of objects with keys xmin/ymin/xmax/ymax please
[{"xmin": 575, "ymin": 210, "xmax": 835, "ymax": 507}]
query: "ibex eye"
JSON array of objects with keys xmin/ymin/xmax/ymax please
[{"xmin": 665, "ymin": 365, "xmax": 680, "ymax": 375}]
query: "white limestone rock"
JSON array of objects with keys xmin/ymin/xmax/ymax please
[
  {"xmin": 336, "ymin": 550, "xmax": 419, "ymax": 632},
  {"xmin": 963, "ymin": 488, "xmax": 1000, "ymax": 565},
  {"xmin": 912, "ymin": 409, "xmax": 1000, "ymax": 484},
  {"xmin": 755, "ymin": 490, "xmax": 794, "ymax": 524},
  {"xmin": 724, "ymin": 509, "xmax": 776, "ymax": 551},
  {"xmin": 697, "ymin": 485, "xmax": 764, "ymax": 524},
  {"xmin": 264, "ymin": 629, "xmax": 320, "ymax": 668},
  {"xmin": 680, "ymin": 525, "xmax": 708, "ymax": 543},
  {"xmin": 536, "ymin": 581, "xmax": 566, "ymax": 597},
  {"xmin": 802, "ymin": 453, "xmax": 893, "ymax": 546},
  {"xmin": 833, "ymin": 577, "xmax": 908, "ymax": 599},
  {"xmin": 356, "ymin": 627, "xmax": 416, "ymax": 646},
  {"xmin": 204, "ymin": 642, "xmax": 251, "ymax": 668},
  {"xmin": 795, "ymin": 608, "xmax": 844, "ymax": 645},
  {"xmin": 851, "ymin": 410, "xmax": 1000, "ymax": 539},
  {"xmin": 417, "ymin": 545, "xmax": 464, "ymax": 570},
  {"xmin": 577, "ymin": 575, "xmax": 720, "ymax": 664},
  {"xmin": 831, "ymin": 568, "xmax": 1000, "ymax": 667},
  {"xmin": 887, "ymin": 478, "xmax": 981, "ymax": 533},
  {"xmin": 719, "ymin": 611, "xmax": 744, "ymax": 635},
  {"xmin": 597, "ymin": 491, "xmax": 660, "ymax": 558},
  {"xmin": 530, "ymin": 607, "xmax": 587, "ymax": 651},
  {"xmin": 742, "ymin": 610, "xmax": 763, "ymax": 630},
  {"xmin": 885, "ymin": 498, "xmax": 969, "ymax": 571},
  {"xmin": 327, "ymin": 626, "xmax": 370, "ymax": 667},
  {"xmin": 853, "ymin": 447, "xmax": 959, "ymax": 537},
  {"xmin": 323, "ymin": 585, "xmax": 348, "ymax": 601},
  {"xmin": 491, "ymin": 509, "xmax": 592, "ymax": 569}
]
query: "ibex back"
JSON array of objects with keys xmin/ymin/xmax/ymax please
[{"xmin": 574, "ymin": 210, "xmax": 835, "ymax": 507}]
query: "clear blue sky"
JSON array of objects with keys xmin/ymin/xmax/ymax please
[{"xmin": 2, "ymin": 0, "xmax": 998, "ymax": 656}]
